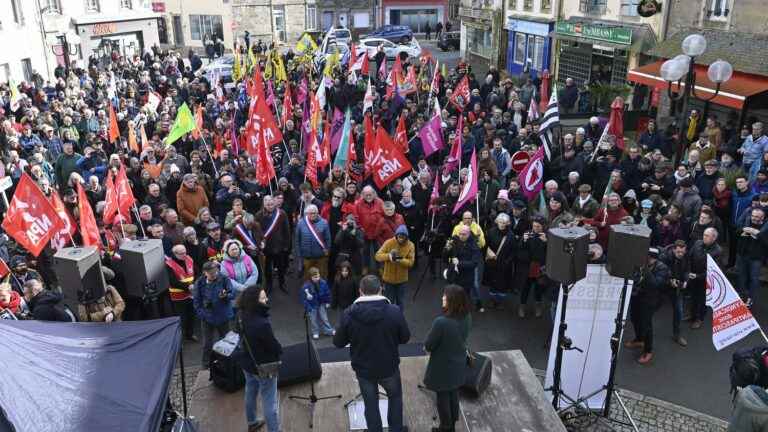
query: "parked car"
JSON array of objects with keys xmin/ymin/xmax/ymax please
[
  {"xmin": 364, "ymin": 25, "xmax": 413, "ymax": 43},
  {"xmin": 437, "ymin": 31, "xmax": 460, "ymax": 51},
  {"xmin": 314, "ymin": 41, "xmax": 349, "ymax": 71},
  {"xmin": 357, "ymin": 38, "xmax": 421, "ymax": 59},
  {"xmin": 199, "ymin": 55, "xmax": 234, "ymax": 85}
]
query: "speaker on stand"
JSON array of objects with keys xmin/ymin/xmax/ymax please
[
  {"xmin": 118, "ymin": 239, "xmax": 172, "ymax": 319},
  {"xmin": 53, "ymin": 247, "xmax": 107, "ymax": 313}
]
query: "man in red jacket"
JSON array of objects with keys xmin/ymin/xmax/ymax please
[
  {"xmin": 583, "ymin": 192, "xmax": 630, "ymax": 249},
  {"xmin": 354, "ymin": 186, "xmax": 385, "ymax": 275},
  {"xmin": 373, "ymin": 201, "xmax": 405, "ymax": 246}
]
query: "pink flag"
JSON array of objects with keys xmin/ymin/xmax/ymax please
[
  {"xmin": 329, "ymin": 108, "xmax": 346, "ymax": 153},
  {"xmin": 266, "ymin": 80, "xmax": 276, "ymax": 109},
  {"xmin": 517, "ymin": 146, "xmax": 545, "ymax": 200},
  {"xmin": 378, "ymin": 58, "xmax": 387, "ymax": 81},
  {"xmin": 428, "ymin": 174, "xmax": 440, "ymax": 214},
  {"xmin": 419, "ymin": 114, "xmax": 444, "ymax": 157},
  {"xmin": 453, "ymin": 148, "xmax": 477, "ymax": 214},
  {"xmin": 444, "ymin": 115, "xmax": 463, "ymax": 172},
  {"xmin": 297, "ymin": 77, "xmax": 308, "ymax": 106}
]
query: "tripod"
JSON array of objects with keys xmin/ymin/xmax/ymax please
[{"xmin": 288, "ymin": 311, "xmax": 341, "ymax": 428}]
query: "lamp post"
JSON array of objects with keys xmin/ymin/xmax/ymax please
[
  {"xmin": 51, "ymin": 31, "xmax": 81, "ymax": 77},
  {"xmin": 659, "ymin": 34, "xmax": 733, "ymax": 165}
]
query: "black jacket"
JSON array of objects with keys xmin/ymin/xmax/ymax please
[
  {"xmin": 444, "ymin": 235, "xmax": 481, "ymax": 289},
  {"xmin": 634, "ymin": 259, "xmax": 670, "ymax": 306},
  {"xmin": 333, "ymin": 296, "xmax": 411, "ymax": 379},
  {"xmin": 689, "ymin": 240, "xmax": 722, "ymax": 277},
  {"xmin": 236, "ymin": 304, "xmax": 283, "ymax": 375},
  {"xmin": 29, "ymin": 291, "xmax": 73, "ymax": 322}
]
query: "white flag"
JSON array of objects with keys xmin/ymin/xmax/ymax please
[
  {"xmin": 363, "ymin": 78, "xmax": 375, "ymax": 112},
  {"xmin": 706, "ymin": 254, "xmax": 761, "ymax": 351},
  {"xmin": 147, "ymin": 91, "xmax": 162, "ymax": 112},
  {"xmin": 316, "ymin": 79, "xmax": 327, "ymax": 109}
]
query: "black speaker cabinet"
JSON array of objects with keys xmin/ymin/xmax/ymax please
[
  {"xmin": 461, "ymin": 353, "xmax": 493, "ymax": 398},
  {"xmin": 606, "ymin": 224, "xmax": 652, "ymax": 279},
  {"xmin": 54, "ymin": 247, "xmax": 107, "ymax": 310},
  {"xmin": 546, "ymin": 227, "xmax": 589, "ymax": 284},
  {"xmin": 277, "ymin": 342, "xmax": 322, "ymax": 387},
  {"xmin": 118, "ymin": 239, "xmax": 169, "ymax": 298}
]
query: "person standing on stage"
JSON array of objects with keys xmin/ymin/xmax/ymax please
[
  {"xmin": 625, "ymin": 247, "xmax": 670, "ymax": 365},
  {"xmin": 423, "ymin": 284, "xmax": 472, "ymax": 432},
  {"xmin": 334, "ymin": 275, "xmax": 411, "ymax": 432}
]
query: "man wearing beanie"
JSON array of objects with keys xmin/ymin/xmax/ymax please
[
  {"xmin": 625, "ymin": 247, "xmax": 670, "ymax": 365},
  {"xmin": 374, "ymin": 225, "xmax": 415, "ymax": 310}
]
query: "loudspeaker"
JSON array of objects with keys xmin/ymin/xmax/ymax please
[
  {"xmin": 210, "ymin": 351, "xmax": 245, "ymax": 393},
  {"xmin": 53, "ymin": 247, "xmax": 107, "ymax": 311},
  {"xmin": 118, "ymin": 239, "xmax": 169, "ymax": 298},
  {"xmin": 461, "ymin": 353, "xmax": 492, "ymax": 397},
  {"xmin": 606, "ymin": 224, "xmax": 652, "ymax": 279},
  {"xmin": 545, "ymin": 227, "xmax": 589, "ymax": 284},
  {"xmin": 278, "ymin": 342, "xmax": 322, "ymax": 387}
]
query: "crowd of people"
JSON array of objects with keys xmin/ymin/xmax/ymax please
[{"xmin": 0, "ymin": 29, "xmax": 767, "ymax": 431}]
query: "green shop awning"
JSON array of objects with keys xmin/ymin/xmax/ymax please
[{"xmin": 552, "ymin": 19, "xmax": 656, "ymax": 51}]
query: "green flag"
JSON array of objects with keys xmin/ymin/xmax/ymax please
[
  {"xmin": 333, "ymin": 108, "xmax": 352, "ymax": 170},
  {"xmin": 165, "ymin": 103, "xmax": 196, "ymax": 146}
]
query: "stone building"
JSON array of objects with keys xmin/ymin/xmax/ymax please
[
  {"xmin": 458, "ymin": 0, "xmax": 504, "ymax": 76},
  {"xmin": 232, "ymin": 0, "xmax": 319, "ymax": 46},
  {"xmin": 316, "ymin": 0, "xmax": 374, "ymax": 37}
]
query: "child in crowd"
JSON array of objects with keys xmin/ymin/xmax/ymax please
[
  {"xmin": 332, "ymin": 261, "xmax": 359, "ymax": 310},
  {"xmin": 300, "ymin": 267, "xmax": 335, "ymax": 339}
]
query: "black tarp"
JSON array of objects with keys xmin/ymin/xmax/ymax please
[{"xmin": 0, "ymin": 317, "xmax": 181, "ymax": 432}]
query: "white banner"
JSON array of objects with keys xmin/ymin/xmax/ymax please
[
  {"xmin": 545, "ymin": 265, "xmax": 633, "ymax": 409},
  {"xmin": 706, "ymin": 254, "xmax": 761, "ymax": 351}
]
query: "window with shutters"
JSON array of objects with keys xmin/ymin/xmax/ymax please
[
  {"xmin": 579, "ymin": 0, "xmax": 607, "ymax": 15},
  {"xmin": 707, "ymin": 0, "xmax": 730, "ymax": 21},
  {"xmin": 541, "ymin": 0, "xmax": 552, "ymax": 12}
]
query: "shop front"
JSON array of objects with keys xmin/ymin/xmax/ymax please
[
  {"xmin": 552, "ymin": 19, "xmax": 655, "ymax": 88},
  {"xmin": 75, "ymin": 12, "xmax": 161, "ymax": 62},
  {"xmin": 383, "ymin": 0, "xmax": 446, "ymax": 34},
  {"xmin": 505, "ymin": 16, "xmax": 553, "ymax": 78}
]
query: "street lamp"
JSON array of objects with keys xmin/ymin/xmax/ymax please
[
  {"xmin": 50, "ymin": 30, "xmax": 81, "ymax": 77},
  {"xmin": 660, "ymin": 33, "xmax": 732, "ymax": 164}
]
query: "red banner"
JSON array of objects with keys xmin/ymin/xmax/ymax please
[
  {"xmin": 1, "ymin": 174, "xmax": 64, "ymax": 256},
  {"xmin": 370, "ymin": 127, "xmax": 412, "ymax": 189}
]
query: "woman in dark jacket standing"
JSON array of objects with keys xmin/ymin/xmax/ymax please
[
  {"xmin": 235, "ymin": 285, "xmax": 283, "ymax": 432},
  {"xmin": 484, "ymin": 213, "xmax": 516, "ymax": 308},
  {"xmin": 423, "ymin": 284, "xmax": 472, "ymax": 432},
  {"xmin": 518, "ymin": 217, "xmax": 548, "ymax": 318}
]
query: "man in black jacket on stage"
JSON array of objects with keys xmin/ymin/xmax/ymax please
[
  {"xmin": 625, "ymin": 248, "xmax": 670, "ymax": 365},
  {"xmin": 334, "ymin": 275, "xmax": 411, "ymax": 432}
]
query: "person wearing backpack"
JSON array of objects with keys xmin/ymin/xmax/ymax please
[{"xmin": 729, "ymin": 384, "xmax": 768, "ymax": 432}]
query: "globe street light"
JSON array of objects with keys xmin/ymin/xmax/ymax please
[{"xmin": 661, "ymin": 34, "xmax": 732, "ymax": 164}]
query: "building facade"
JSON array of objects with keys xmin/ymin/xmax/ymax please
[
  {"xmin": 156, "ymin": 0, "xmax": 236, "ymax": 51},
  {"xmin": 504, "ymin": 0, "xmax": 558, "ymax": 78},
  {"xmin": 552, "ymin": 0, "xmax": 662, "ymax": 87},
  {"xmin": 232, "ymin": 0, "xmax": 319, "ymax": 46},
  {"xmin": 0, "ymin": 0, "xmax": 160, "ymax": 82},
  {"xmin": 317, "ymin": 0, "xmax": 373, "ymax": 37},
  {"xmin": 380, "ymin": 0, "xmax": 448, "ymax": 33},
  {"xmin": 459, "ymin": 0, "xmax": 503, "ymax": 74}
]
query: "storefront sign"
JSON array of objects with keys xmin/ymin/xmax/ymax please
[
  {"xmin": 505, "ymin": 17, "xmax": 550, "ymax": 36},
  {"xmin": 555, "ymin": 21, "xmax": 632, "ymax": 45},
  {"xmin": 92, "ymin": 22, "xmax": 117, "ymax": 36}
]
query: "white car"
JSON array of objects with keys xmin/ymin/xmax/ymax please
[
  {"xmin": 313, "ymin": 41, "xmax": 350, "ymax": 71},
  {"xmin": 357, "ymin": 38, "xmax": 421, "ymax": 60}
]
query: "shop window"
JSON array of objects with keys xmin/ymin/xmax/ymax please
[
  {"xmin": 579, "ymin": 0, "xmax": 606, "ymax": 15},
  {"xmin": 468, "ymin": 26, "xmax": 493, "ymax": 58},
  {"xmin": 41, "ymin": 0, "xmax": 61, "ymax": 14},
  {"xmin": 398, "ymin": 9, "xmax": 438, "ymax": 34},
  {"xmin": 11, "ymin": 0, "xmax": 24, "ymax": 25},
  {"xmin": 120, "ymin": 0, "xmax": 132, "ymax": 9},
  {"xmin": 190, "ymin": 15, "xmax": 223, "ymax": 41},
  {"xmin": 21, "ymin": 58, "xmax": 32, "ymax": 82},
  {"xmin": 541, "ymin": 0, "xmax": 552, "ymax": 13},
  {"xmin": 620, "ymin": 0, "xmax": 639, "ymax": 16},
  {"xmin": 513, "ymin": 33, "xmax": 526, "ymax": 64},
  {"xmin": 306, "ymin": 5, "xmax": 317, "ymax": 30},
  {"xmin": 273, "ymin": 6, "xmax": 286, "ymax": 42},
  {"xmin": 84, "ymin": 0, "xmax": 100, "ymax": 12},
  {"xmin": 353, "ymin": 13, "xmax": 369, "ymax": 29},
  {"xmin": 528, "ymin": 35, "xmax": 545, "ymax": 70},
  {"xmin": 523, "ymin": 0, "xmax": 533, "ymax": 11},
  {"xmin": 509, "ymin": 0, "xmax": 517, "ymax": 10},
  {"xmin": 708, "ymin": 0, "xmax": 730, "ymax": 20}
]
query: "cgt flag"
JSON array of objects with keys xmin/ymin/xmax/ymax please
[
  {"xmin": 370, "ymin": 127, "xmax": 412, "ymax": 189},
  {"xmin": 517, "ymin": 146, "xmax": 545, "ymax": 200},
  {"xmin": 706, "ymin": 255, "xmax": 762, "ymax": 351},
  {"xmin": 1, "ymin": 174, "xmax": 65, "ymax": 257}
]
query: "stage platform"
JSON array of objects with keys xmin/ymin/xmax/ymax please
[{"xmin": 189, "ymin": 349, "xmax": 566, "ymax": 431}]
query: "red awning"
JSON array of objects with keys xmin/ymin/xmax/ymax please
[{"xmin": 627, "ymin": 60, "xmax": 768, "ymax": 110}]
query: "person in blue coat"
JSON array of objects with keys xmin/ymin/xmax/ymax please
[
  {"xmin": 193, "ymin": 260, "xmax": 236, "ymax": 367},
  {"xmin": 300, "ymin": 267, "xmax": 334, "ymax": 339}
]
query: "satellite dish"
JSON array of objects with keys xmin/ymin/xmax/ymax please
[{"xmin": 637, "ymin": 0, "xmax": 662, "ymax": 17}]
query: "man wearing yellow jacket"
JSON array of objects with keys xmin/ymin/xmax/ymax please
[{"xmin": 375, "ymin": 225, "xmax": 415, "ymax": 311}]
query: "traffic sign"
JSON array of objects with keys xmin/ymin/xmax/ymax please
[{"xmin": 511, "ymin": 151, "xmax": 530, "ymax": 173}]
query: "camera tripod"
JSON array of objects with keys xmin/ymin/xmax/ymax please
[{"xmin": 288, "ymin": 311, "xmax": 341, "ymax": 428}]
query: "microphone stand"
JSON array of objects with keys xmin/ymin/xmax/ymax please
[{"xmin": 288, "ymin": 310, "xmax": 341, "ymax": 428}]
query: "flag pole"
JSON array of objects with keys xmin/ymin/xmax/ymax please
[
  {"xmin": 132, "ymin": 203, "xmax": 147, "ymax": 238},
  {"xmin": 67, "ymin": 232, "xmax": 78, "ymax": 247},
  {"xmin": 198, "ymin": 134, "xmax": 220, "ymax": 178}
]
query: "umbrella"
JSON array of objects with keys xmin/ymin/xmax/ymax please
[
  {"xmin": 539, "ymin": 69, "xmax": 551, "ymax": 113},
  {"xmin": 606, "ymin": 96, "xmax": 625, "ymax": 151}
]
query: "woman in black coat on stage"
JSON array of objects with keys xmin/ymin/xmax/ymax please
[{"xmin": 484, "ymin": 213, "xmax": 517, "ymax": 308}]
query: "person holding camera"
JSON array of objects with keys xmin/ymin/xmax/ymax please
[
  {"xmin": 334, "ymin": 213, "xmax": 366, "ymax": 276},
  {"xmin": 660, "ymin": 240, "xmax": 690, "ymax": 347},
  {"xmin": 194, "ymin": 261, "xmax": 236, "ymax": 368},
  {"xmin": 423, "ymin": 284, "xmax": 472, "ymax": 432},
  {"xmin": 77, "ymin": 284, "xmax": 125, "ymax": 323},
  {"xmin": 375, "ymin": 225, "xmax": 416, "ymax": 310},
  {"xmin": 625, "ymin": 248, "xmax": 670, "ymax": 365}
]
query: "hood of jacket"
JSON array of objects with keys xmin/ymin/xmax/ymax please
[{"xmin": 349, "ymin": 295, "xmax": 391, "ymax": 325}]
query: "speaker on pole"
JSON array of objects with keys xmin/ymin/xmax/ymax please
[
  {"xmin": 606, "ymin": 224, "xmax": 652, "ymax": 279},
  {"xmin": 53, "ymin": 247, "xmax": 107, "ymax": 311},
  {"xmin": 118, "ymin": 239, "xmax": 169, "ymax": 298},
  {"xmin": 546, "ymin": 227, "xmax": 589, "ymax": 284}
]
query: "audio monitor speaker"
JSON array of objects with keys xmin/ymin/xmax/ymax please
[
  {"xmin": 461, "ymin": 353, "xmax": 492, "ymax": 397},
  {"xmin": 53, "ymin": 246, "xmax": 106, "ymax": 310},
  {"xmin": 118, "ymin": 239, "xmax": 169, "ymax": 298},
  {"xmin": 606, "ymin": 224, "xmax": 651, "ymax": 279},
  {"xmin": 546, "ymin": 227, "xmax": 589, "ymax": 284},
  {"xmin": 277, "ymin": 342, "xmax": 322, "ymax": 387}
]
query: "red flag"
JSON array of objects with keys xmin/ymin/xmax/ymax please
[
  {"xmin": 103, "ymin": 170, "xmax": 119, "ymax": 224},
  {"xmin": 1, "ymin": 174, "xmax": 64, "ymax": 256},
  {"xmin": 318, "ymin": 119, "xmax": 331, "ymax": 170},
  {"xmin": 116, "ymin": 163, "xmax": 136, "ymax": 219},
  {"xmin": 449, "ymin": 75, "xmax": 470, "ymax": 111},
  {"xmin": 213, "ymin": 133, "xmax": 224, "ymax": 157},
  {"xmin": 48, "ymin": 189, "xmax": 76, "ymax": 250},
  {"xmin": 444, "ymin": 114, "xmax": 463, "ymax": 172},
  {"xmin": 192, "ymin": 105, "xmax": 204, "ymax": 140},
  {"xmin": 249, "ymin": 63, "xmax": 266, "ymax": 102},
  {"xmin": 0, "ymin": 258, "xmax": 9, "ymax": 278},
  {"xmin": 607, "ymin": 97, "xmax": 626, "ymax": 150},
  {"xmin": 245, "ymin": 97, "xmax": 284, "ymax": 153},
  {"xmin": 255, "ymin": 134, "xmax": 276, "ymax": 186},
  {"xmin": 371, "ymin": 126, "xmax": 412, "ymax": 189},
  {"xmin": 305, "ymin": 131, "xmax": 319, "ymax": 188},
  {"xmin": 517, "ymin": 146, "xmax": 545, "ymax": 200},
  {"xmin": 281, "ymin": 84, "xmax": 293, "ymax": 129},
  {"xmin": 108, "ymin": 104, "xmax": 120, "ymax": 144},
  {"xmin": 361, "ymin": 51, "xmax": 370, "ymax": 76},
  {"xmin": 378, "ymin": 58, "xmax": 387, "ymax": 81},
  {"xmin": 348, "ymin": 127, "xmax": 357, "ymax": 166},
  {"xmin": 349, "ymin": 44, "xmax": 358, "ymax": 73},
  {"xmin": 539, "ymin": 70, "xmax": 550, "ymax": 113},
  {"xmin": 128, "ymin": 124, "xmax": 140, "ymax": 153},
  {"xmin": 395, "ymin": 115, "xmax": 409, "ymax": 154},
  {"xmin": 77, "ymin": 182, "xmax": 102, "ymax": 249},
  {"xmin": 363, "ymin": 113, "xmax": 377, "ymax": 178}
]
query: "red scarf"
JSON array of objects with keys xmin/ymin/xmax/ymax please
[{"xmin": 1, "ymin": 291, "xmax": 22, "ymax": 314}]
